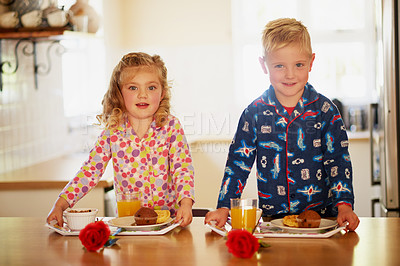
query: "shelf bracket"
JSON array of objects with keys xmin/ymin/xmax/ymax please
[
  {"xmin": 0, "ymin": 38, "xmax": 65, "ymax": 92},
  {"xmin": 36, "ymin": 40, "xmax": 66, "ymax": 76}
]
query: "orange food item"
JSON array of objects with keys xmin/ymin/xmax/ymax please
[
  {"xmin": 154, "ymin": 210, "xmax": 170, "ymax": 224},
  {"xmin": 282, "ymin": 215, "xmax": 299, "ymax": 227}
]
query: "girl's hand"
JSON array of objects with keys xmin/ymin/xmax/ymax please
[
  {"xmin": 204, "ymin": 208, "xmax": 230, "ymax": 228},
  {"xmin": 175, "ymin": 198, "xmax": 193, "ymax": 227},
  {"xmin": 337, "ymin": 204, "xmax": 360, "ymax": 231},
  {"xmin": 46, "ymin": 197, "xmax": 70, "ymax": 227}
]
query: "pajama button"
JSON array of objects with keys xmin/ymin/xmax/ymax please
[{"xmin": 290, "ymin": 194, "xmax": 295, "ymax": 199}]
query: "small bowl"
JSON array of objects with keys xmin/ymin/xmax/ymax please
[
  {"xmin": 63, "ymin": 208, "xmax": 98, "ymax": 231},
  {"xmin": 0, "ymin": 11, "xmax": 19, "ymax": 28},
  {"xmin": 47, "ymin": 10, "xmax": 69, "ymax": 27},
  {"xmin": 20, "ymin": 10, "xmax": 42, "ymax": 28}
]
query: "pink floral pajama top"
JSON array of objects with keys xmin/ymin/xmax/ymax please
[{"xmin": 60, "ymin": 115, "xmax": 195, "ymax": 215}]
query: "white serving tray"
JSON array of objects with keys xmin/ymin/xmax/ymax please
[
  {"xmin": 206, "ymin": 220, "xmax": 347, "ymax": 239},
  {"xmin": 46, "ymin": 217, "xmax": 181, "ymax": 236}
]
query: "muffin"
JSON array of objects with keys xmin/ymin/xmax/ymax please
[
  {"xmin": 297, "ymin": 210, "xmax": 321, "ymax": 228},
  {"xmin": 134, "ymin": 207, "xmax": 158, "ymax": 225}
]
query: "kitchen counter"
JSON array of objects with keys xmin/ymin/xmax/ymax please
[
  {"xmin": 0, "ymin": 154, "xmax": 113, "ymax": 217},
  {"xmin": 346, "ymin": 130, "xmax": 370, "ymax": 141},
  {"xmin": 1, "ymin": 217, "xmax": 399, "ymax": 266},
  {"xmin": 0, "ymin": 154, "xmax": 112, "ymax": 190}
]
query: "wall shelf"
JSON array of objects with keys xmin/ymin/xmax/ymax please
[
  {"xmin": 0, "ymin": 27, "xmax": 68, "ymax": 40},
  {"xmin": 0, "ymin": 28, "xmax": 75, "ymax": 92}
]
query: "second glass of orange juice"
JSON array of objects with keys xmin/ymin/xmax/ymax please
[
  {"xmin": 117, "ymin": 191, "xmax": 141, "ymax": 217},
  {"xmin": 230, "ymin": 198, "xmax": 258, "ymax": 232}
]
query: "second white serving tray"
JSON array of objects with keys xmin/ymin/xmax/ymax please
[{"xmin": 206, "ymin": 220, "xmax": 346, "ymax": 239}]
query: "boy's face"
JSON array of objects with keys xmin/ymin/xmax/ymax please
[{"xmin": 265, "ymin": 43, "xmax": 315, "ymax": 107}]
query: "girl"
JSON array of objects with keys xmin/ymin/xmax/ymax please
[{"xmin": 47, "ymin": 52, "xmax": 195, "ymax": 227}]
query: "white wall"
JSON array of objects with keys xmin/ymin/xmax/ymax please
[
  {"xmin": 0, "ymin": 40, "xmax": 68, "ymax": 174},
  {"xmin": 102, "ymin": 0, "xmax": 243, "ymax": 143},
  {"xmin": 100, "ymin": 0, "xmax": 250, "ymax": 210}
]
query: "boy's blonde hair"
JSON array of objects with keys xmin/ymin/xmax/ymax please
[
  {"xmin": 262, "ymin": 18, "xmax": 312, "ymax": 57},
  {"xmin": 97, "ymin": 52, "xmax": 171, "ymax": 129}
]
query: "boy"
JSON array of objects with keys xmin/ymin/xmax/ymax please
[{"xmin": 205, "ymin": 18, "xmax": 359, "ymax": 231}]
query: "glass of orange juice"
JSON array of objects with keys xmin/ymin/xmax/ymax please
[
  {"xmin": 230, "ymin": 198, "xmax": 258, "ymax": 232},
  {"xmin": 116, "ymin": 191, "xmax": 141, "ymax": 217}
]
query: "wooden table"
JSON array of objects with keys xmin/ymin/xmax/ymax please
[{"xmin": 1, "ymin": 217, "xmax": 399, "ymax": 266}]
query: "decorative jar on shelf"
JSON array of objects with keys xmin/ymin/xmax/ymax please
[{"xmin": 69, "ymin": 0, "xmax": 99, "ymax": 33}]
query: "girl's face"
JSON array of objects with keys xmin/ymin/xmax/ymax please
[
  {"xmin": 265, "ymin": 43, "xmax": 315, "ymax": 107},
  {"xmin": 120, "ymin": 66, "xmax": 164, "ymax": 126}
]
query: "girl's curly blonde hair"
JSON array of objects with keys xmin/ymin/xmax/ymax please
[{"xmin": 97, "ymin": 52, "xmax": 171, "ymax": 129}]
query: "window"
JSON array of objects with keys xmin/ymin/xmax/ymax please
[
  {"xmin": 58, "ymin": 0, "xmax": 105, "ymax": 117},
  {"xmin": 232, "ymin": 0, "xmax": 376, "ymax": 106}
]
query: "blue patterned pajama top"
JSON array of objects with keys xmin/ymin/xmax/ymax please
[{"xmin": 217, "ymin": 83, "xmax": 354, "ymax": 217}]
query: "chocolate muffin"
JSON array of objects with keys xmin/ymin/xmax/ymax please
[
  {"xmin": 134, "ymin": 207, "xmax": 158, "ymax": 225},
  {"xmin": 297, "ymin": 210, "xmax": 321, "ymax": 228}
]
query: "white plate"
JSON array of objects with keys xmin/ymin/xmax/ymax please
[
  {"xmin": 107, "ymin": 216, "xmax": 174, "ymax": 231},
  {"xmin": 270, "ymin": 218, "xmax": 338, "ymax": 233}
]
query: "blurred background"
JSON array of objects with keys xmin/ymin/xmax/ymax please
[{"xmin": 0, "ymin": 0, "xmax": 392, "ymax": 218}]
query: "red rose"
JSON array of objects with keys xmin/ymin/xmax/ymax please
[
  {"xmin": 225, "ymin": 229, "xmax": 260, "ymax": 258},
  {"xmin": 79, "ymin": 221, "xmax": 111, "ymax": 252}
]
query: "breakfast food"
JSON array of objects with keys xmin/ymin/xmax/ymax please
[
  {"xmin": 282, "ymin": 210, "xmax": 321, "ymax": 228},
  {"xmin": 282, "ymin": 215, "xmax": 299, "ymax": 227},
  {"xmin": 154, "ymin": 210, "xmax": 171, "ymax": 224},
  {"xmin": 134, "ymin": 207, "xmax": 158, "ymax": 225},
  {"xmin": 68, "ymin": 209, "xmax": 93, "ymax": 213},
  {"xmin": 297, "ymin": 210, "xmax": 321, "ymax": 228},
  {"xmin": 63, "ymin": 208, "xmax": 98, "ymax": 231}
]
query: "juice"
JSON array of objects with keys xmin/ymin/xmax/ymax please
[
  {"xmin": 117, "ymin": 200, "xmax": 141, "ymax": 217},
  {"xmin": 231, "ymin": 207, "xmax": 257, "ymax": 231}
]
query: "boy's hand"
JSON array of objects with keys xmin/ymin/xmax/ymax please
[
  {"xmin": 175, "ymin": 198, "xmax": 193, "ymax": 227},
  {"xmin": 204, "ymin": 208, "xmax": 230, "ymax": 228},
  {"xmin": 337, "ymin": 204, "xmax": 360, "ymax": 231}
]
